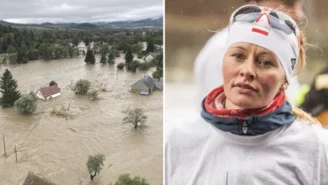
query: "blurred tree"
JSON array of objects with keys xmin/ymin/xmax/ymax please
[
  {"xmin": 117, "ymin": 63, "xmax": 125, "ymax": 70},
  {"xmin": 111, "ymin": 173, "xmax": 150, "ymax": 185},
  {"xmin": 0, "ymin": 69, "xmax": 21, "ymax": 107},
  {"xmin": 49, "ymin": 80, "xmax": 58, "ymax": 86},
  {"xmin": 146, "ymin": 39, "xmax": 155, "ymax": 53},
  {"xmin": 15, "ymin": 92, "xmax": 37, "ymax": 114},
  {"xmin": 100, "ymin": 55, "xmax": 107, "ymax": 64},
  {"xmin": 123, "ymin": 108, "xmax": 147, "ymax": 129},
  {"xmin": 87, "ymin": 154, "xmax": 105, "ymax": 180},
  {"xmin": 107, "ymin": 53, "xmax": 115, "ymax": 64},
  {"xmin": 73, "ymin": 79, "xmax": 91, "ymax": 95},
  {"xmin": 72, "ymin": 36, "xmax": 80, "ymax": 46},
  {"xmin": 85, "ymin": 49, "xmax": 95, "ymax": 64},
  {"xmin": 125, "ymin": 48, "xmax": 133, "ymax": 70},
  {"xmin": 129, "ymin": 60, "xmax": 140, "ymax": 73}
]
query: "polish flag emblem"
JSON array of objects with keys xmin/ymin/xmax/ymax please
[{"xmin": 252, "ymin": 12, "xmax": 270, "ymax": 36}]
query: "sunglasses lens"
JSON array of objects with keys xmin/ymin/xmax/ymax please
[
  {"xmin": 231, "ymin": 5, "xmax": 299, "ymax": 37},
  {"xmin": 234, "ymin": 12, "xmax": 259, "ymax": 23}
]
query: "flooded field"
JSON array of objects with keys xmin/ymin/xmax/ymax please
[{"xmin": 0, "ymin": 55, "xmax": 163, "ymax": 184}]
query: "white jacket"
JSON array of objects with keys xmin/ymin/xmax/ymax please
[{"xmin": 165, "ymin": 117, "xmax": 328, "ymax": 185}]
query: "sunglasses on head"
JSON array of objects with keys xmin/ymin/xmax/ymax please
[{"xmin": 229, "ymin": 5, "xmax": 300, "ymax": 38}]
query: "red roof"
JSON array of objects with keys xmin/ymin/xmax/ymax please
[{"xmin": 39, "ymin": 85, "xmax": 60, "ymax": 97}]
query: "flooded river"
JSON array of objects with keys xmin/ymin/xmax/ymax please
[{"xmin": 0, "ymin": 55, "xmax": 163, "ymax": 184}]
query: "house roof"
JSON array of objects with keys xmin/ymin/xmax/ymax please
[
  {"xmin": 131, "ymin": 75, "xmax": 155, "ymax": 91},
  {"xmin": 23, "ymin": 171, "xmax": 56, "ymax": 185},
  {"xmin": 142, "ymin": 75, "xmax": 155, "ymax": 89},
  {"xmin": 39, "ymin": 85, "xmax": 60, "ymax": 98},
  {"xmin": 154, "ymin": 81, "xmax": 163, "ymax": 89},
  {"xmin": 147, "ymin": 52, "xmax": 160, "ymax": 58}
]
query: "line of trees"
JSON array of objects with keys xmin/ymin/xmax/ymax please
[{"xmin": 0, "ymin": 24, "xmax": 163, "ymax": 64}]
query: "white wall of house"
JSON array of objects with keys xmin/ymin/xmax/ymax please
[
  {"xmin": 47, "ymin": 92, "xmax": 61, "ymax": 100},
  {"xmin": 144, "ymin": 55, "xmax": 154, "ymax": 62},
  {"xmin": 36, "ymin": 90, "xmax": 45, "ymax": 100}
]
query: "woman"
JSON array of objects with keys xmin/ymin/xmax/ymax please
[{"xmin": 165, "ymin": 5, "xmax": 328, "ymax": 185}]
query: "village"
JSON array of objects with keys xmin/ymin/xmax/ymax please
[{"xmin": 0, "ymin": 25, "xmax": 163, "ymax": 185}]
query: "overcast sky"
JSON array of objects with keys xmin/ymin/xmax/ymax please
[{"xmin": 0, "ymin": 0, "xmax": 163, "ymax": 24}]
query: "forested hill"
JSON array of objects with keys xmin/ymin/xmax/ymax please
[{"xmin": 0, "ymin": 17, "xmax": 163, "ymax": 30}]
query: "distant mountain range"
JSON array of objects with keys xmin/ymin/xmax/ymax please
[{"xmin": 0, "ymin": 16, "xmax": 163, "ymax": 29}]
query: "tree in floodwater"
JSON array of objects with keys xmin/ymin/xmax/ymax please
[
  {"xmin": 122, "ymin": 108, "xmax": 147, "ymax": 129},
  {"xmin": 83, "ymin": 37, "xmax": 90, "ymax": 46},
  {"xmin": 15, "ymin": 92, "xmax": 37, "ymax": 114},
  {"xmin": 84, "ymin": 49, "xmax": 95, "ymax": 64},
  {"xmin": 124, "ymin": 48, "xmax": 133, "ymax": 70},
  {"xmin": 117, "ymin": 63, "xmax": 125, "ymax": 70},
  {"xmin": 129, "ymin": 60, "xmax": 140, "ymax": 73},
  {"xmin": 73, "ymin": 79, "xmax": 91, "ymax": 95},
  {"xmin": 146, "ymin": 38, "xmax": 155, "ymax": 53},
  {"xmin": 100, "ymin": 55, "xmax": 107, "ymax": 64},
  {"xmin": 87, "ymin": 154, "xmax": 105, "ymax": 180},
  {"xmin": 72, "ymin": 36, "xmax": 80, "ymax": 46},
  {"xmin": 0, "ymin": 69, "xmax": 21, "ymax": 107},
  {"xmin": 111, "ymin": 173, "xmax": 150, "ymax": 185},
  {"xmin": 49, "ymin": 80, "xmax": 58, "ymax": 86},
  {"xmin": 107, "ymin": 53, "xmax": 115, "ymax": 64}
]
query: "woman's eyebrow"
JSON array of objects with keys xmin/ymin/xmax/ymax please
[
  {"xmin": 230, "ymin": 46, "xmax": 247, "ymax": 51},
  {"xmin": 257, "ymin": 51, "xmax": 276, "ymax": 57}
]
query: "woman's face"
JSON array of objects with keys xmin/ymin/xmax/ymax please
[{"xmin": 222, "ymin": 42, "xmax": 286, "ymax": 109}]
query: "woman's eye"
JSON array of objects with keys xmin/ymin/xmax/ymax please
[
  {"xmin": 259, "ymin": 61, "xmax": 273, "ymax": 67},
  {"xmin": 232, "ymin": 53, "xmax": 244, "ymax": 60}
]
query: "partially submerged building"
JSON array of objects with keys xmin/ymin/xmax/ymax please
[
  {"xmin": 23, "ymin": 171, "xmax": 56, "ymax": 185},
  {"xmin": 36, "ymin": 85, "xmax": 61, "ymax": 100},
  {"xmin": 144, "ymin": 52, "xmax": 161, "ymax": 62},
  {"xmin": 131, "ymin": 75, "xmax": 155, "ymax": 95}
]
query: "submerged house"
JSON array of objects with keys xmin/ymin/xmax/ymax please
[
  {"xmin": 23, "ymin": 171, "xmax": 56, "ymax": 185},
  {"xmin": 144, "ymin": 52, "xmax": 161, "ymax": 62},
  {"xmin": 36, "ymin": 85, "xmax": 61, "ymax": 100},
  {"xmin": 131, "ymin": 75, "xmax": 155, "ymax": 95}
]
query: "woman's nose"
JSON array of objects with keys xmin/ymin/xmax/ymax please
[{"xmin": 239, "ymin": 59, "xmax": 256, "ymax": 80}]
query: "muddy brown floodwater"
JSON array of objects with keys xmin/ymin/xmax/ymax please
[{"xmin": 0, "ymin": 54, "xmax": 163, "ymax": 185}]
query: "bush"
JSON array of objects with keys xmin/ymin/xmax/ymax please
[
  {"xmin": 15, "ymin": 92, "xmax": 37, "ymax": 114},
  {"xmin": 148, "ymin": 59, "xmax": 157, "ymax": 68},
  {"xmin": 117, "ymin": 63, "xmax": 125, "ymax": 70},
  {"xmin": 111, "ymin": 173, "xmax": 150, "ymax": 185},
  {"xmin": 49, "ymin": 80, "xmax": 58, "ymax": 86},
  {"xmin": 152, "ymin": 71, "xmax": 161, "ymax": 80},
  {"xmin": 88, "ymin": 90, "xmax": 98, "ymax": 100},
  {"xmin": 73, "ymin": 79, "xmax": 91, "ymax": 95},
  {"xmin": 139, "ymin": 62, "xmax": 150, "ymax": 71},
  {"xmin": 129, "ymin": 60, "xmax": 140, "ymax": 72}
]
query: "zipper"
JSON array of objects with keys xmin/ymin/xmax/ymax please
[{"xmin": 242, "ymin": 120, "xmax": 248, "ymax": 134}]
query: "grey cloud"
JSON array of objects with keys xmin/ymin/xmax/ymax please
[{"xmin": 0, "ymin": 0, "xmax": 163, "ymax": 23}]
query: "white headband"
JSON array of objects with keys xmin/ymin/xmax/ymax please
[{"xmin": 223, "ymin": 19, "xmax": 299, "ymax": 84}]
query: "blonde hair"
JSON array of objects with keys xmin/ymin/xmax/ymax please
[{"xmin": 290, "ymin": 31, "xmax": 321, "ymax": 125}]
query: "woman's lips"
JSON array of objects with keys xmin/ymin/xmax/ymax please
[{"xmin": 234, "ymin": 82, "xmax": 258, "ymax": 93}]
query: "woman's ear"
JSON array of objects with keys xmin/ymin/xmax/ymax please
[{"xmin": 281, "ymin": 82, "xmax": 288, "ymax": 91}]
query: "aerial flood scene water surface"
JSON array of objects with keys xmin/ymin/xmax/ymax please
[
  {"xmin": 0, "ymin": 54, "xmax": 163, "ymax": 184},
  {"xmin": 0, "ymin": 0, "xmax": 163, "ymax": 184}
]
